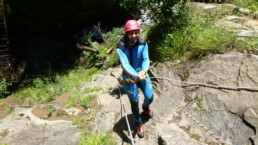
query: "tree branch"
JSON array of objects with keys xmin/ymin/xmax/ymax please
[{"xmin": 77, "ymin": 43, "xmax": 99, "ymax": 53}]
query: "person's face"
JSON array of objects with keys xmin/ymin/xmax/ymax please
[{"xmin": 126, "ymin": 30, "xmax": 139, "ymax": 46}]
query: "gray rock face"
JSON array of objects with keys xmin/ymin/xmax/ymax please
[
  {"xmin": 185, "ymin": 52, "xmax": 257, "ymax": 145},
  {"xmin": 188, "ymin": 53, "xmax": 258, "ymax": 115},
  {"xmin": 149, "ymin": 52, "xmax": 258, "ymax": 145},
  {"xmin": 0, "ymin": 108, "xmax": 81, "ymax": 145},
  {"xmin": 80, "ymin": 74, "xmax": 119, "ymax": 94},
  {"xmin": 244, "ymin": 108, "xmax": 258, "ymax": 129}
]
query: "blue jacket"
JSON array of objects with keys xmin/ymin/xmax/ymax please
[{"xmin": 116, "ymin": 35, "xmax": 150, "ymax": 78}]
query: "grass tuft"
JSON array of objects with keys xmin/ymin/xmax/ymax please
[{"xmin": 79, "ymin": 130, "xmax": 115, "ymax": 145}]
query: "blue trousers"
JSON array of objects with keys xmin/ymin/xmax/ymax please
[{"xmin": 123, "ymin": 75, "xmax": 153, "ymax": 123}]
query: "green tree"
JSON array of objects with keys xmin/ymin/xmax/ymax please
[{"xmin": 143, "ymin": 0, "xmax": 188, "ymax": 61}]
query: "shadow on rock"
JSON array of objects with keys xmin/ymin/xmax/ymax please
[
  {"xmin": 113, "ymin": 112, "xmax": 152, "ymax": 143},
  {"xmin": 113, "ymin": 114, "xmax": 137, "ymax": 143},
  {"xmin": 110, "ymin": 87, "xmax": 126, "ymax": 99}
]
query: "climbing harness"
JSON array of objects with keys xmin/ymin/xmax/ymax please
[
  {"xmin": 122, "ymin": 70, "xmax": 149, "ymax": 84},
  {"xmin": 145, "ymin": 79, "xmax": 228, "ymax": 145},
  {"xmin": 124, "ymin": 75, "xmax": 137, "ymax": 84},
  {"xmin": 118, "ymin": 87, "xmax": 135, "ymax": 145}
]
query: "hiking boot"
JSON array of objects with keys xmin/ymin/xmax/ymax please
[
  {"xmin": 142, "ymin": 106, "xmax": 153, "ymax": 118},
  {"xmin": 136, "ymin": 122, "xmax": 144, "ymax": 138}
]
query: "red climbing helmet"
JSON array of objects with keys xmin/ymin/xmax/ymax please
[{"xmin": 125, "ymin": 20, "xmax": 140, "ymax": 32}]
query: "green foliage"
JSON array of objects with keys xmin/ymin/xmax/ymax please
[
  {"xmin": 81, "ymin": 27, "xmax": 123, "ymax": 68},
  {"xmin": 45, "ymin": 105, "xmax": 56, "ymax": 113},
  {"xmin": 145, "ymin": 1, "xmax": 188, "ymax": 61},
  {"xmin": 195, "ymin": 96, "xmax": 205, "ymax": 111},
  {"xmin": 147, "ymin": 6, "xmax": 237, "ymax": 61},
  {"xmin": 190, "ymin": 132, "xmax": 197, "ymax": 138},
  {"xmin": 0, "ymin": 79, "xmax": 10, "ymax": 98},
  {"xmin": 236, "ymin": 37, "xmax": 257, "ymax": 53},
  {"xmin": 82, "ymin": 87, "xmax": 101, "ymax": 94},
  {"xmin": 79, "ymin": 130, "xmax": 115, "ymax": 145},
  {"xmin": 80, "ymin": 94, "xmax": 96, "ymax": 108},
  {"xmin": 73, "ymin": 110, "xmax": 95, "ymax": 128},
  {"xmin": 0, "ymin": 102, "xmax": 4, "ymax": 110},
  {"xmin": 118, "ymin": 0, "xmax": 142, "ymax": 18},
  {"xmin": 103, "ymin": 52, "xmax": 120, "ymax": 67},
  {"xmin": 7, "ymin": 107, "xmax": 13, "ymax": 113},
  {"xmin": 103, "ymin": 27, "xmax": 124, "ymax": 47},
  {"xmin": 143, "ymin": 0, "xmax": 186, "ymax": 26},
  {"xmin": 182, "ymin": 72, "xmax": 189, "ymax": 81},
  {"xmin": 233, "ymin": 0, "xmax": 258, "ymax": 12},
  {"xmin": 13, "ymin": 67, "xmax": 101, "ymax": 107},
  {"xmin": 32, "ymin": 77, "xmax": 45, "ymax": 88},
  {"xmin": 81, "ymin": 32, "xmax": 93, "ymax": 46},
  {"xmin": 189, "ymin": 25, "xmax": 236, "ymax": 59},
  {"xmin": 233, "ymin": 6, "xmax": 241, "ymax": 14}
]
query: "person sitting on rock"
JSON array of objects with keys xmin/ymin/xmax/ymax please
[{"xmin": 116, "ymin": 19, "xmax": 154, "ymax": 138}]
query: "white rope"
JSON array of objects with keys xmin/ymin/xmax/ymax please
[
  {"xmin": 118, "ymin": 87, "xmax": 135, "ymax": 145},
  {"xmin": 150, "ymin": 77, "xmax": 258, "ymax": 92}
]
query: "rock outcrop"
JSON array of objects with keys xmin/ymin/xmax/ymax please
[
  {"xmin": 0, "ymin": 107, "xmax": 81, "ymax": 145},
  {"xmin": 150, "ymin": 52, "xmax": 258, "ymax": 145}
]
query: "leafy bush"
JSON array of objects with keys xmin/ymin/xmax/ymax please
[
  {"xmin": 103, "ymin": 51, "xmax": 120, "ymax": 67},
  {"xmin": 144, "ymin": 1, "xmax": 189, "ymax": 61},
  {"xmin": 118, "ymin": 0, "xmax": 142, "ymax": 18},
  {"xmin": 32, "ymin": 77, "xmax": 45, "ymax": 88},
  {"xmin": 80, "ymin": 27, "xmax": 123, "ymax": 67},
  {"xmin": 81, "ymin": 32, "xmax": 93, "ymax": 46},
  {"xmin": 233, "ymin": 0, "xmax": 258, "ymax": 12},
  {"xmin": 0, "ymin": 79, "xmax": 10, "ymax": 98},
  {"xmin": 147, "ymin": 4, "xmax": 237, "ymax": 61}
]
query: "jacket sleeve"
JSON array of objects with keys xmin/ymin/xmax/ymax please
[
  {"xmin": 141, "ymin": 43, "xmax": 150, "ymax": 72},
  {"xmin": 116, "ymin": 49, "xmax": 138, "ymax": 77}
]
